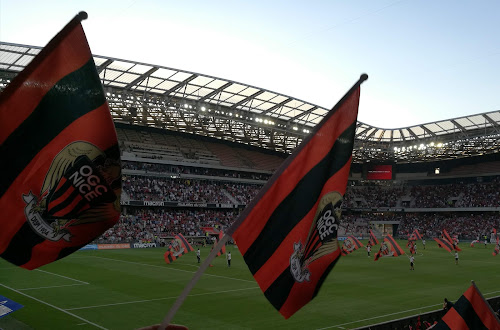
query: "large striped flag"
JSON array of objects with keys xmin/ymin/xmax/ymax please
[
  {"xmin": 368, "ymin": 229, "xmax": 379, "ymax": 246},
  {"xmin": 375, "ymin": 235, "xmax": 405, "ymax": 261},
  {"xmin": 231, "ymin": 75, "xmax": 366, "ymax": 319},
  {"xmin": 413, "ymin": 229, "xmax": 423, "ymax": 240},
  {"xmin": 442, "ymin": 229, "xmax": 461, "ymax": 251},
  {"xmin": 164, "ymin": 234, "xmax": 194, "ymax": 264},
  {"xmin": 340, "ymin": 236, "xmax": 364, "ymax": 256},
  {"xmin": 433, "ymin": 282, "xmax": 500, "ymax": 329},
  {"xmin": 0, "ymin": 12, "xmax": 121, "ymax": 270},
  {"xmin": 434, "ymin": 237, "xmax": 454, "ymax": 253}
]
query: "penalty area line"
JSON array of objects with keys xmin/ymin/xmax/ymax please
[{"xmin": 0, "ymin": 283, "xmax": 107, "ymax": 330}]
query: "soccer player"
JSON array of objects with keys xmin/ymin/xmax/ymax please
[
  {"xmin": 366, "ymin": 245, "xmax": 371, "ymax": 257},
  {"xmin": 196, "ymin": 248, "xmax": 201, "ymax": 263},
  {"xmin": 422, "ymin": 239, "xmax": 426, "ymax": 249},
  {"xmin": 409, "ymin": 255, "xmax": 415, "ymax": 270},
  {"xmin": 226, "ymin": 251, "xmax": 231, "ymax": 267},
  {"xmin": 455, "ymin": 251, "xmax": 459, "ymax": 265}
]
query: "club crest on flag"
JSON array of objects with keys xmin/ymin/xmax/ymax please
[
  {"xmin": 23, "ymin": 141, "xmax": 120, "ymax": 242},
  {"xmin": 290, "ymin": 191, "xmax": 341, "ymax": 283},
  {"xmin": 170, "ymin": 238, "xmax": 186, "ymax": 257}
]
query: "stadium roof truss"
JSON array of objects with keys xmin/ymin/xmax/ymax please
[{"xmin": 1, "ymin": 42, "xmax": 499, "ymax": 163}]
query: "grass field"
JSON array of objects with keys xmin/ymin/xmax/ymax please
[{"xmin": 0, "ymin": 240, "xmax": 498, "ymax": 330}]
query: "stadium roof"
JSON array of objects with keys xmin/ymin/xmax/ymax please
[{"xmin": 1, "ymin": 42, "xmax": 499, "ymax": 163}]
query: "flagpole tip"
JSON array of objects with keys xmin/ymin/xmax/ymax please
[
  {"xmin": 360, "ymin": 73, "xmax": 368, "ymax": 82},
  {"xmin": 77, "ymin": 11, "xmax": 88, "ymax": 21}
]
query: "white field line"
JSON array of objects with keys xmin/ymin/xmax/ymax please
[
  {"xmin": 0, "ymin": 283, "xmax": 107, "ymax": 330},
  {"xmin": 90, "ymin": 256, "xmax": 255, "ymax": 283},
  {"xmin": 18, "ymin": 283, "xmax": 88, "ymax": 291},
  {"xmin": 36, "ymin": 269, "xmax": 89, "ymax": 284},
  {"xmin": 316, "ymin": 290, "xmax": 500, "ymax": 330},
  {"xmin": 65, "ymin": 286, "xmax": 260, "ymax": 311}
]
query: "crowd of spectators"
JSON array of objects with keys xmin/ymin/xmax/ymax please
[
  {"xmin": 122, "ymin": 161, "xmax": 271, "ymax": 181},
  {"xmin": 96, "ymin": 164, "xmax": 500, "ymax": 244},
  {"xmin": 396, "ymin": 213, "xmax": 500, "ymax": 240},
  {"xmin": 97, "ymin": 208, "xmax": 238, "ymax": 244}
]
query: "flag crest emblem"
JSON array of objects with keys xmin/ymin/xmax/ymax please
[
  {"xmin": 23, "ymin": 141, "xmax": 120, "ymax": 242},
  {"xmin": 290, "ymin": 191, "xmax": 342, "ymax": 283}
]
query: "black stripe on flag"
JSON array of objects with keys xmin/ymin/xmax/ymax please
[
  {"xmin": 244, "ymin": 123, "xmax": 356, "ymax": 275},
  {"xmin": 177, "ymin": 235, "xmax": 191, "ymax": 251},
  {"xmin": 264, "ymin": 267, "xmax": 295, "ymax": 311},
  {"xmin": 48, "ymin": 188, "xmax": 80, "ymax": 216},
  {"xmin": 0, "ymin": 223, "xmax": 44, "ymax": 266},
  {"xmin": 0, "ymin": 59, "xmax": 106, "ymax": 198},
  {"xmin": 453, "ymin": 295, "xmax": 487, "ymax": 329},
  {"xmin": 264, "ymin": 255, "xmax": 341, "ymax": 311}
]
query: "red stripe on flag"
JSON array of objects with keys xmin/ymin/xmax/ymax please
[
  {"xmin": 442, "ymin": 308, "xmax": 470, "ymax": 329},
  {"xmin": 0, "ymin": 24, "xmax": 91, "ymax": 145},
  {"xmin": 0, "ymin": 104, "xmax": 117, "ymax": 255}
]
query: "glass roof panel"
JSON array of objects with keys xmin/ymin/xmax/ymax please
[
  {"xmin": 101, "ymin": 70, "xmax": 121, "ymax": 80},
  {"xmin": 108, "ymin": 60, "xmax": 134, "ymax": 71},
  {"xmin": 256, "ymin": 91, "xmax": 277, "ymax": 101},
  {"xmin": 423, "ymin": 123, "xmax": 441, "ymax": 133},
  {"xmin": 138, "ymin": 77, "xmax": 164, "ymax": 87},
  {"xmin": 486, "ymin": 112, "xmax": 500, "ymax": 120},
  {"xmin": 409, "ymin": 126, "xmax": 425, "ymax": 136},
  {"xmin": 155, "ymin": 81, "xmax": 178, "ymax": 90},
  {"xmin": 93, "ymin": 57, "xmax": 108, "ymax": 66},
  {"xmin": 455, "ymin": 118, "xmax": 472, "ymax": 127},
  {"xmin": 205, "ymin": 79, "xmax": 229, "ymax": 89},
  {"xmin": 312, "ymin": 108, "xmax": 328, "ymax": 116},
  {"xmin": 1, "ymin": 53, "xmax": 20, "ymax": 65},
  {"xmin": 15, "ymin": 55, "xmax": 34, "ymax": 66},
  {"xmin": 190, "ymin": 76, "xmax": 214, "ymax": 86},
  {"xmin": 224, "ymin": 83, "xmax": 246, "ymax": 94},
  {"xmin": 115, "ymin": 73, "xmax": 139, "ymax": 83},
  {"xmin": 238, "ymin": 87, "xmax": 259, "ymax": 97},
  {"xmin": 169, "ymin": 72, "xmax": 193, "ymax": 82},
  {"xmin": 437, "ymin": 121, "xmax": 454, "ymax": 130},
  {"xmin": 468, "ymin": 115, "xmax": 487, "ymax": 125},
  {"xmin": 129, "ymin": 64, "xmax": 153, "ymax": 74},
  {"xmin": 225, "ymin": 94, "xmax": 246, "ymax": 104},
  {"xmin": 153, "ymin": 68, "xmax": 177, "ymax": 79}
]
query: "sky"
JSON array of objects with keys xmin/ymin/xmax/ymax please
[{"xmin": 1, "ymin": 0, "xmax": 499, "ymax": 128}]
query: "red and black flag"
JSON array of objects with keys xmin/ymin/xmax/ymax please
[
  {"xmin": 434, "ymin": 237, "xmax": 453, "ymax": 253},
  {"xmin": 368, "ymin": 229, "xmax": 379, "ymax": 246},
  {"xmin": 433, "ymin": 282, "xmax": 500, "ymax": 329},
  {"xmin": 384, "ymin": 235, "xmax": 405, "ymax": 257},
  {"xmin": 442, "ymin": 229, "xmax": 461, "ymax": 251},
  {"xmin": 374, "ymin": 242, "xmax": 391, "ymax": 261},
  {"xmin": 340, "ymin": 236, "xmax": 364, "ymax": 256},
  {"xmin": 164, "ymin": 234, "xmax": 194, "ymax": 264},
  {"xmin": 0, "ymin": 13, "xmax": 121, "ymax": 270},
  {"xmin": 230, "ymin": 75, "xmax": 366, "ymax": 319},
  {"xmin": 413, "ymin": 229, "xmax": 423, "ymax": 240},
  {"xmin": 409, "ymin": 242, "xmax": 416, "ymax": 255},
  {"xmin": 214, "ymin": 231, "xmax": 226, "ymax": 257}
]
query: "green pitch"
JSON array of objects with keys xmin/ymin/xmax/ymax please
[{"xmin": 0, "ymin": 241, "xmax": 498, "ymax": 329}]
